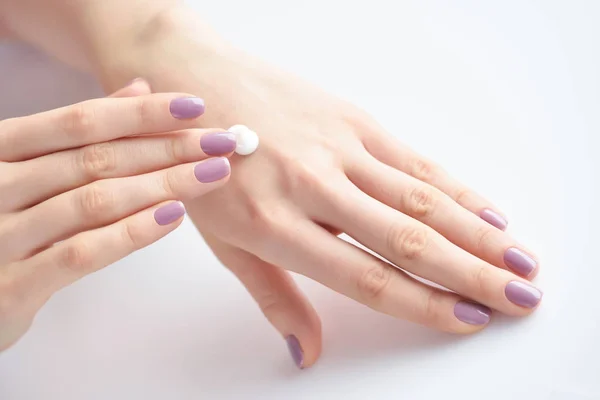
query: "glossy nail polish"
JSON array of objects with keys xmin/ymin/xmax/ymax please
[
  {"xmin": 200, "ymin": 132, "xmax": 237, "ymax": 155},
  {"xmin": 505, "ymin": 281, "xmax": 543, "ymax": 308},
  {"xmin": 454, "ymin": 301, "xmax": 492, "ymax": 325},
  {"xmin": 170, "ymin": 97, "xmax": 205, "ymax": 119},
  {"xmin": 480, "ymin": 209, "xmax": 508, "ymax": 231},
  {"xmin": 154, "ymin": 202, "xmax": 186, "ymax": 226},
  {"xmin": 504, "ymin": 248, "xmax": 537, "ymax": 277},
  {"xmin": 286, "ymin": 335, "xmax": 304, "ymax": 369},
  {"xmin": 194, "ymin": 157, "xmax": 230, "ymax": 183}
]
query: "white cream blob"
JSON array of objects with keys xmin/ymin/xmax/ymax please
[{"xmin": 228, "ymin": 124, "xmax": 260, "ymax": 156}]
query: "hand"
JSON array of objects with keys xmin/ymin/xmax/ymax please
[
  {"xmin": 16, "ymin": 2, "xmax": 542, "ymax": 368},
  {"xmin": 0, "ymin": 80, "xmax": 235, "ymax": 351},
  {"xmin": 105, "ymin": 25, "xmax": 544, "ymax": 368}
]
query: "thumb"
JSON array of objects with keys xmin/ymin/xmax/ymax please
[{"xmin": 205, "ymin": 234, "xmax": 322, "ymax": 369}]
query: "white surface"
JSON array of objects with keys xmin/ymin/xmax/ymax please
[
  {"xmin": 1, "ymin": 1, "xmax": 599, "ymax": 399},
  {"xmin": 229, "ymin": 125, "xmax": 260, "ymax": 155}
]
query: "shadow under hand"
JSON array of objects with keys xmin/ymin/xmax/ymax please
[{"xmin": 314, "ymin": 287, "xmax": 465, "ymax": 369}]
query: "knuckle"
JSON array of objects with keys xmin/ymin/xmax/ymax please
[
  {"xmin": 386, "ymin": 224, "xmax": 428, "ymax": 261},
  {"xmin": 357, "ymin": 263, "xmax": 393, "ymax": 302},
  {"xmin": 132, "ymin": 97, "xmax": 153, "ymax": 126},
  {"xmin": 165, "ymin": 135, "xmax": 185, "ymax": 163},
  {"xmin": 62, "ymin": 102, "xmax": 97, "ymax": 138},
  {"xmin": 454, "ymin": 187, "xmax": 472, "ymax": 205},
  {"xmin": 80, "ymin": 142, "xmax": 117, "ymax": 180},
  {"xmin": 58, "ymin": 242, "xmax": 93, "ymax": 274},
  {"xmin": 121, "ymin": 221, "xmax": 147, "ymax": 251},
  {"xmin": 246, "ymin": 200, "xmax": 286, "ymax": 237},
  {"xmin": 470, "ymin": 265, "xmax": 492, "ymax": 298},
  {"xmin": 279, "ymin": 154, "xmax": 341, "ymax": 199},
  {"xmin": 78, "ymin": 184, "xmax": 113, "ymax": 220},
  {"xmin": 404, "ymin": 186, "xmax": 438, "ymax": 219},
  {"xmin": 474, "ymin": 226, "xmax": 495, "ymax": 250},
  {"xmin": 257, "ymin": 291, "xmax": 285, "ymax": 319},
  {"xmin": 422, "ymin": 290, "xmax": 445, "ymax": 325},
  {"xmin": 160, "ymin": 169, "xmax": 180, "ymax": 197},
  {"xmin": 410, "ymin": 158, "xmax": 438, "ymax": 183}
]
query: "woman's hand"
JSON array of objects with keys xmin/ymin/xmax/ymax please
[
  {"xmin": 93, "ymin": 10, "xmax": 544, "ymax": 369},
  {"xmin": 0, "ymin": 80, "xmax": 235, "ymax": 351},
  {"xmin": 1, "ymin": 0, "xmax": 543, "ymax": 368}
]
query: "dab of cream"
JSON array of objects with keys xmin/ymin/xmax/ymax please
[{"xmin": 228, "ymin": 125, "xmax": 259, "ymax": 155}]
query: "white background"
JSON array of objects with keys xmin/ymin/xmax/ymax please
[{"xmin": 0, "ymin": 1, "xmax": 599, "ymax": 399}]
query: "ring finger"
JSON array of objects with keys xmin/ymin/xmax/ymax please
[
  {"xmin": 346, "ymin": 154, "xmax": 539, "ymax": 278},
  {"xmin": 0, "ymin": 157, "xmax": 231, "ymax": 263}
]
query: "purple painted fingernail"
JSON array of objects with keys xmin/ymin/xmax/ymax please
[
  {"xmin": 194, "ymin": 157, "xmax": 230, "ymax": 183},
  {"xmin": 170, "ymin": 97, "xmax": 205, "ymax": 119},
  {"xmin": 454, "ymin": 301, "xmax": 492, "ymax": 325},
  {"xmin": 504, "ymin": 248, "xmax": 537, "ymax": 277},
  {"xmin": 480, "ymin": 209, "xmax": 508, "ymax": 231},
  {"xmin": 154, "ymin": 202, "xmax": 186, "ymax": 226},
  {"xmin": 286, "ymin": 335, "xmax": 304, "ymax": 369},
  {"xmin": 200, "ymin": 132, "xmax": 236, "ymax": 155},
  {"xmin": 505, "ymin": 281, "xmax": 543, "ymax": 308}
]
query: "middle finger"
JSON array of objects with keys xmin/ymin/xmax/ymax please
[
  {"xmin": 317, "ymin": 181, "xmax": 543, "ymax": 315},
  {"xmin": 6, "ymin": 129, "xmax": 235, "ymax": 210}
]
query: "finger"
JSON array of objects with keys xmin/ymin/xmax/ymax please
[
  {"xmin": 9, "ymin": 129, "xmax": 235, "ymax": 210},
  {"xmin": 0, "ymin": 93, "xmax": 206, "ymax": 162},
  {"xmin": 1, "ymin": 158, "xmax": 230, "ymax": 263},
  {"xmin": 346, "ymin": 154, "xmax": 539, "ymax": 278},
  {"xmin": 205, "ymin": 234, "xmax": 322, "ymax": 369},
  {"xmin": 360, "ymin": 128, "xmax": 508, "ymax": 230},
  {"xmin": 317, "ymin": 181, "xmax": 543, "ymax": 316},
  {"xmin": 252, "ymin": 217, "xmax": 492, "ymax": 334},
  {"xmin": 14, "ymin": 201, "xmax": 186, "ymax": 301},
  {"xmin": 108, "ymin": 78, "xmax": 152, "ymax": 98}
]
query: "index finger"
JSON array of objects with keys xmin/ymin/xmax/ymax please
[{"xmin": 0, "ymin": 93, "xmax": 205, "ymax": 162}]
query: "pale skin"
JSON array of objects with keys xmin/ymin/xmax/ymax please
[{"xmin": 0, "ymin": 0, "xmax": 542, "ymax": 367}]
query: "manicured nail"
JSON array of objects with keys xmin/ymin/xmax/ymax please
[
  {"xmin": 194, "ymin": 157, "xmax": 230, "ymax": 183},
  {"xmin": 200, "ymin": 132, "xmax": 237, "ymax": 155},
  {"xmin": 169, "ymin": 97, "xmax": 205, "ymax": 119},
  {"xmin": 505, "ymin": 281, "xmax": 543, "ymax": 308},
  {"xmin": 286, "ymin": 335, "xmax": 304, "ymax": 369},
  {"xmin": 454, "ymin": 301, "xmax": 491, "ymax": 325},
  {"xmin": 504, "ymin": 248, "xmax": 537, "ymax": 277},
  {"xmin": 480, "ymin": 209, "xmax": 508, "ymax": 231},
  {"xmin": 154, "ymin": 201, "xmax": 186, "ymax": 226}
]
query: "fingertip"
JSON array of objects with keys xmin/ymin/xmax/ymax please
[
  {"xmin": 154, "ymin": 201, "xmax": 186, "ymax": 226},
  {"xmin": 284, "ymin": 311, "xmax": 323, "ymax": 369},
  {"xmin": 194, "ymin": 157, "xmax": 231, "ymax": 184},
  {"xmin": 452, "ymin": 301, "xmax": 492, "ymax": 333},
  {"xmin": 480, "ymin": 208, "xmax": 508, "ymax": 231}
]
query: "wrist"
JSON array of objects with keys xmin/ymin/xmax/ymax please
[{"xmin": 93, "ymin": 3, "xmax": 239, "ymax": 93}]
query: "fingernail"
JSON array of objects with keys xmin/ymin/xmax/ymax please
[
  {"xmin": 194, "ymin": 157, "xmax": 230, "ymax": 183},
  {"xmin": 154, "ymin": 201, "xmax": 186, "ymax": 226},
  {"xmin": 286, "ymin": 335, "xmax": 304, "ymax": 369},
  {"xmin": 480, "ymin": 209, "xmax": 508, "ymax": 231},
  {"xmin": 504, "ymin": 248, "xmax": 537, "ymax": 277},
  {"xmin": 200, "ymin": 132, "xmax": 237, "ymax": 155},
  {"xmin": 170, "ymin": 97, "xmax": 205, "ymax": 119},
  {"xmin": 505, "ymin": 281, "xmax": 543, "ymax": 308},
  {"xmin": 454, "ymin": 301, "xmax": 492, "ymax": 325}
]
